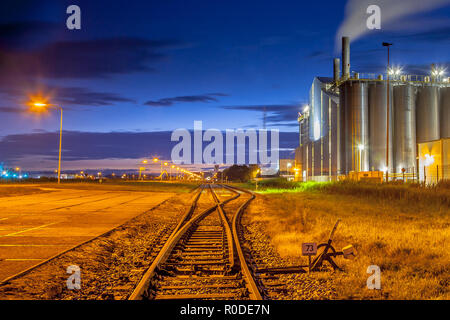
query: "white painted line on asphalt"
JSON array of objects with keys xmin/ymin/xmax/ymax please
[
  {"xmin": 0, "ymin": 222, "xmax": 59, "ymax": 237},
  {"xmin": 0, "ymin": 244, "xmax": 67, "ymax": 247},
  {"xmin": 4, "ymin": 259, "xmax": 45, "ymax": 261}
]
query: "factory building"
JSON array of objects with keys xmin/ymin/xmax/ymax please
[{"xmin": 295, "ymin": 37, "xmax": 450, "ymax": 183}]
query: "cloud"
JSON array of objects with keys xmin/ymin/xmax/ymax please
[
  {"xmin": 0, "ymin": 106, "xmax": 27, "ymax": 114},
  {"xmin": 335, "ymin": 0, "xmax": 450, "ymax": 50},
  {"xmin": 0, "ymin": 21, "xmax": 59, "ymax": 50},
  {"xmin": 0, "ymin": 130, "xmax": 299, "ymax": 170},
  {"xmin": 144, "ymin": 93, "xmax": 228, "ymax": 107},
  {"xmin": 221, "ymin": 104, "xmax": 302, "ymax": 125},
  {"xmin": 0, "ymin": 36, "xmax": 182, "ymax": 79},
  {"xmin": 0, "ymin": 82, "xmax": 136, "ymax": 109}
]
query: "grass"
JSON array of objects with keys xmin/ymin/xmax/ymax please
[
  {"xmin": 0, "ymin": 185, "xmax": 49, "ymax": 197},
  {"xmin": 245, "ymin": 180, "xmax": 450, "ymax": 300},
  {"xmin": 238, "ymin": 178, "xmax": 450, "ymax": 208},
  {"xmin": 0, "ymin": 180, "xmax": 199, "ymax": 193}
]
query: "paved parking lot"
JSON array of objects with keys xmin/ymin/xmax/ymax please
[{"xmin": 0, "ymin": 188, "xmax": 173, "ymax": 281}]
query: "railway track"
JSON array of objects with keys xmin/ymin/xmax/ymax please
[{"xmin": 129, "ymin": 184, "xmax": 263, "ymax": 300}]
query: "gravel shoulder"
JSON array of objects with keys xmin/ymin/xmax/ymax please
[
  {"xmin": 242, "ymin": 195, "xmax": 336, "ymax": 300},
  {"xmin": 0, "ymin": 193, "xmax": 193, "ymax": 300}
]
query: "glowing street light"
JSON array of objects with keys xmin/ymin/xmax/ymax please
[{"xmin": 28, "ymin": 99, "xmax": 64, "ymax": 184}]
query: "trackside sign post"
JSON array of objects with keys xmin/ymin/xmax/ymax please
[{"xmin": 302, "ymin": 243, "xmax": 317, "ymax": 272}]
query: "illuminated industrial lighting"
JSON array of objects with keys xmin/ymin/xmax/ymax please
[
  {"xmin": 313, "ymin": 121, "xmax": 321, "ymax": 141},
  {"xmin": 303, "ymin": 105, "xmax": 310, "ymax": 113},
  {"xmin": 432, "ymin": 67, "xmax": 446, "ymax": 77},
  {"xmin": 381, "ymin": 166, "xmax": 388, "ymax": 172},
  {"xmin": 424, "ymin": 154, "xmax": 435, "ymax": 166},
  {"xmin": 358, "ymin": 144, "xmax": 365, "ymax": 151}
]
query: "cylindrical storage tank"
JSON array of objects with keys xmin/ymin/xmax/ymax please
[
  {"xmin": 343, "ymin": 81, "xmax": 369, "ymax": 173},
  {"xmin": 330, "ymin": 98, "xmax": 339, "ymax": 176},
  {"xmin": 393, "ymin": 84, "xmax": 417, "ymax": 173},
  {"xmin": 321, "ymin": 92, "xmax": 330, "ymax": 176},
  {"xmin": 416, "ymin": 85, "xmax": 440, "ymax": 143},
  {"xmin": 338, "ymin": 87, "xmax": 346, "ymax": 174},
  {"xmin": 441, "ymin": 87, "xmax": 450, "ymax": 138},
  {"xmin": 368, "ymin": 82, "xmax": 393, "ymax": 172}
]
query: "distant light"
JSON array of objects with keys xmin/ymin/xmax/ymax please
[
  {"xmin": 381, "ymin": 166, "xmax": 388, "ymax": 172},
  {"xmin": 432, "ymin": 67, "xmax": 446, "ymax": 77},
  {"xmin": 358, "ymin": 144, "xmax": 365, "ymax": 151},
  {"xmin": 303, "ymin": 105, "xmax": 310, "ymax": 113},
  {"xmin": 33, "ymin": 102, "xmax": 47, "ymax": 107}
]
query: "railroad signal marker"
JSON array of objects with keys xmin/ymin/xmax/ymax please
[{"xmin": 302, "ymin": 243, "xmax": 317, "ymax": 256}]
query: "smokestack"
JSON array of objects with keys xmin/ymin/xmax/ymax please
[
  {"xmin": 334, "ymin": 58, "xmax": 340, "ymax": 82},
  {"xmin": 342, "ymin": 37, "xmax": 350, "ymax": 80}
]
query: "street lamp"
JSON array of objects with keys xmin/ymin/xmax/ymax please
[
  {"xmin": 382, "ymin": 42, "xmax": 393, "ymax": 182},
  {"xmin": 170, "ymin": 165, "xmax": 175, "ymax": 181},
  {"xmin": 29, "ymin": 100, "xmax": 64, "ymax": 184}
]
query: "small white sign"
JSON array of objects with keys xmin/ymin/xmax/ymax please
[{"xmin": 302, "ymin": 243, "xmax": 317, "ymax": 256}]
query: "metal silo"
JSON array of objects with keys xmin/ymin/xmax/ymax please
[
  {"xmin": 393, "ymin": 84, "xmax": 417, "ymax": 173},
  {"xmin": 441, "ymin": 86, "xmax": 450, "ymax": 139},
  {"xmin": 321, "ymin": 92, "xmax": 330, "ymax": 176},
  {"xmin": 416, "ymin": 85, "xmax": 440, "ymax": 143},
  {"xmin": 344, "ymin": 81, "xmax": 369, "ymax": 173},
  {"xmin": 338, "ymin": 86, "xmax": 346, "ymax": 175},
  {"xmin": 369, "ymin": 82, "xmax": 393, "ymax": 172}
]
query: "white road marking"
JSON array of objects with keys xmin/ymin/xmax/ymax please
[
  {"xmin": 4, "ymin": 259, "xmax": 44, "ymax": 261},
  {"xmin": 0, "ymin": 222, "xmax": 59, "ymax": 237}
]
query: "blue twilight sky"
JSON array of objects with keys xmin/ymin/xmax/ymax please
[{"xmin": 0, "ymin": 0, "xmax": 449, "ymax": 171}]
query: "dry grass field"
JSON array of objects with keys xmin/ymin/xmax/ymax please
[{"xmin": 245, "ymin": 180, "xmax": 450, "ymax": 300}]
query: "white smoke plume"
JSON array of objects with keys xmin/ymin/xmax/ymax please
[{"xmin": 336, "ymin": 0, "xmax": 450, "ymax": 50}]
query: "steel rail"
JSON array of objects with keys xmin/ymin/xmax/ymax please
[
  {"xmin": 209, "ymin": 185, "xmax": 240, "ymax": 269},
  {"xmin": 129, "ymin": 185, "xmax": 219, "ymax": 300},
  {"xmin": 170, "ymin": 185, "xmax": 204, "ymax": 236},
  {"xmin": 224, "ymin": 184, "xmax": 263, "ymax": 300}
]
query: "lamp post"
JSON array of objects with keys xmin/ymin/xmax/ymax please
[
  {"xmin": 153, "ymin": 158, "xmax": 163, "ymax": 180},
  {"xmin": 382, "ymin": 42, "xmax": 393, "ymax": 182},
  {"xmin": 30, "ymin": 101, "xmax": 63, "ymax": 184},
  {"xmin": 170, "ymin": 165, "xmax": 175, "ymax": 181}
]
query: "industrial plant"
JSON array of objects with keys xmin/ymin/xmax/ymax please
[{"xmin": 295, "ymin": 37, "xmax": 450, "ymax": 183}]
